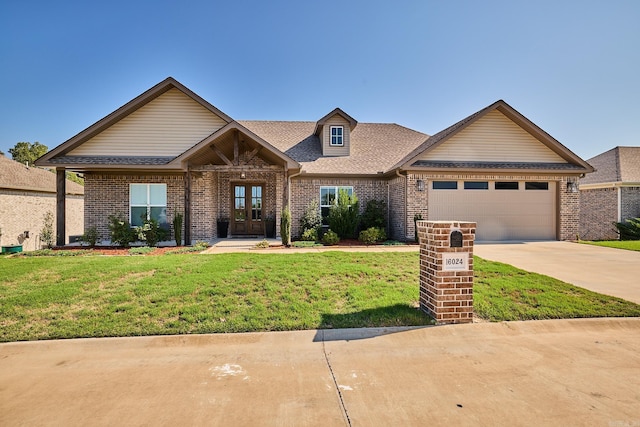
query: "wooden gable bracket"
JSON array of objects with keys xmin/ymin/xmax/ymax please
[
  {"xmin": 245, "ymin": 146, "xmax": 262, "ymax": 163},
  {"xmin": 210, "ymin": 144, "xmax": 233, "ymax": 166},
  {"xmin": 234, "ymin": 130, "xmax": 240, "ymax": 166}
]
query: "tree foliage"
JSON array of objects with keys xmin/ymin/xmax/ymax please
[
  {"xmin": 614, "ymin": 218, "xmax": 640, "ymax": 240},
  {"xmin": 328, "ymin": 189, "xmax": 360, "ymax": 239},
  {"xmin": 9, "ymin": 141, "xmax": 48, "ymax": 165}
]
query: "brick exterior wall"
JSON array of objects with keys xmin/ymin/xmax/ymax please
[
  {"xmin": 579, "ymin": 186, "xmax": 640, "ymax": 241},
  {"xmin": 388, "ymin": 175, "xmax": 406, "ymax": 240},
  {"xmin": 417, "ymin": 220, "xmax": 475, "ymax": 324},
  {"xmin": 84, "ymin": 173, "xmax": 185, "ymax": 242},
  {"xmin": 84, "ymin": 167, "xmax": 284, "ymax": 243},
  {"xmin": 579, "ymin": 187, "xmax": 618, "ymax": 240},
  {"xmin": 0, "ymin": 189, "xmax": 83, "ymax": 251},
  {"xmin": 289, "ymin": 177, "xmax": 387, "ymax": 238},
  {"xmin": 558, "ymin": 176, "xmax": 580, "ymax": 241},
  {"xmin": 621, "ymin": 187, "xmax": 640, "ymax": 221}
]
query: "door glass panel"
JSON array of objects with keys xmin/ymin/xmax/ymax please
[
  {"xmin": 251, "ymin": 186, "xmax": 262, "ymax": 221},
  {"xmin": 234, "ymin": 186, "xmax": 246, "ymax": 222}
]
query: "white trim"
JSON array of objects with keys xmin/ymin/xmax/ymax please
[
  {"xmin": 129, "ymin": 183, "xmax": 167, "ymax": 226},
  {"xmin": 329, "ymin": 126, "xmax": 344, "ymax": 146}
]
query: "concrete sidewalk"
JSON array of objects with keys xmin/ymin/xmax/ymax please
[
  {"xmin": 475, "ymin": 241, "xmax": 640, "ymax": 304},
  {"xmin": 2, "ymin": 318, "xmax": 639, "ymax": 426}
]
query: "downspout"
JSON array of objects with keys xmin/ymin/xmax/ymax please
[
  {"xmin": 396, "ymin": 169, "xmax": 408, "ymax": 240},
  {"xmin": 617, "ymin": 185, "xmax": 622, "ymax": 222}
]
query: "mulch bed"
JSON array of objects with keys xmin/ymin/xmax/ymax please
[{"xmin": 53, "ymin": 246, "xmax": 184, "ymax": 256}]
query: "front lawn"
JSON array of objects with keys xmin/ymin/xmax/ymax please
[
  {"xmin": 1, "ymin": 252, "xmax": 639, "ymax": 342},
  {"xmin": 580, "ymin": 240, "xmax": 640, "ymax": 252}
]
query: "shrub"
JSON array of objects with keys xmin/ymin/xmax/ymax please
[
  {"xmin": 322, "ymin": 229, "xmax": 340, "ymax": 246},
  {"xmin": 81, "ymin": 226, "xmax": 100, "ymax": 247},
  {"xmin": 358, "ymin": 227, "xmax": 387, "ymax": 245},
  {"xmin": 40, "ymin": 211, "xmax": 55, "ymax": 248},
  {"xmin": 301, "ymin": 228, "xmax": 318, "ymax": 242},
  {"xmin": 173, "ymin": 211, "xmax": 183, "ymax": 246},
  {"xmin": 328, "ymin": 189, "xmax": 360, "ymax": 238},
  {"xmin": 615, "ymin": 218, "xmax": 640, "ymax": 240},
  {"xmin": 300, "ymin": 200, "xmax": 322, "ymax": 237},
  {"xmin": 135, "ymin": 219, "xmax": 169, "ymax": 247},
  {"xmin": 255, "ymin": 239, "xmax": 270, "ymax": 249},
  {"xmin": 361, "ymin": 199, "xmax": 386, "ymax": 230},
  {"xmin": 129, "ymin": 247, "xmax": 155, "ymax": 255},
  {"xmin": 281, "ymin": 205, "xmax": 291, "ymax": 246},
  {"xmin": 108, "ymin": 214, "xmax": 136, "ymax": 247}
]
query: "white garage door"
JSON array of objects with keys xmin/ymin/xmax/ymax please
[{"xmin": 428, "ymin": 180, "xmax": 557, "ymax": 241}]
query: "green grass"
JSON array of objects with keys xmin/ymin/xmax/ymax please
[
  {"xmin": 1, "ymin": 252, "xmax": 638, "ymax": 342},
  {"xmin": 580, "ymin": 240, "xmax": 640, "ymax": 252}
]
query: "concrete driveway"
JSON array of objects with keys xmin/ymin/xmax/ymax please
[
  {"xmin": 475, "ymin": 241, "xmax": 640, "ymax": 304},
  {"xmin": 1, "ymin": 319, "xmax": 639, "ymax": 426}
]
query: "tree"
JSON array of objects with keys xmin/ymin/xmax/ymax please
[{"xmin": 9, "ymin": 141, "xmax": 48, "ymax": 165}]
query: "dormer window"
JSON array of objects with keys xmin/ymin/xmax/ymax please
[{"xmin": 330, "ymin": 126, "xmax": 344, "ymax": 146}]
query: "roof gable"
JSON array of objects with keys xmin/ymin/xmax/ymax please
[
  {"xmin": 313, "ymin": 108, "xmax": 357, "ymax": 136},
  {"xmin": 36, "ymin": 78, "xmax": 233, "ymax": 166},
  {"xmin": 395, "ymin": 100, "xmax": 594, "ymax": 173}
]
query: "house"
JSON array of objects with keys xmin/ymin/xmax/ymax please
[
  {"xmin": 579, "ymin": 147, "xmax": 640, "ymax": 240},
  {"xmin": 35, "ymin": 77, "xmax": 593, "ymax": 245},
  {"xmin": 0, "ymin": 155, "xmax": 84, "ymax": 251}
]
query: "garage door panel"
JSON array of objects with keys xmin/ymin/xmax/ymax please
[{"xmin": 428, "ymin": 182, "xmax": 556, "ymax": 241}]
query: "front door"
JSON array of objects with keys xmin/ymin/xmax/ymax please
[{"xmin": 232, "ymin": 184, "xmax": 264, "ymax": 235}]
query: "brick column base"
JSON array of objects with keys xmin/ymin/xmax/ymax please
[{"xmin": 417, "ymin": 220, "xmax": 476, "ymax": 325}]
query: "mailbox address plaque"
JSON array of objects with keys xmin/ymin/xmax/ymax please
[{"xmin": 442, "ymin": 253, "xmax": 468, "ymax": 271}]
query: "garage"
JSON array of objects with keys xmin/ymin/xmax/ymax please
[{"xmin": 428, "ymin": 179, "xmax": 557, "ymax": 241}]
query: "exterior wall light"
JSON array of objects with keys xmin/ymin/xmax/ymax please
[
  {"xmin": 240, "ymin": 172, "xmax": 246, "ymax": 179},
  {"xmin": 417, "ymin": 179, "xmax": 425, "ymax": 191},
  {"xmin": 566, "ymin": 179, "xmax": 579, "ymax": 193}
]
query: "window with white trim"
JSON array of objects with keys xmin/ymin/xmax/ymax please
[
  {"xmin": 330, "ymin": 126, "xmax": 344, "ymax": 146},
  {"xmin": 320, "ymin": 186, "xmax": 353, "ymax": 224},
  {"xmin": 130, "ymin": 183, "xmax": 167, "ymax": 227}
]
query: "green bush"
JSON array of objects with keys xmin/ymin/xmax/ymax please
[
  {"xmin": 173, "ymin": 211, "xmax": 183, "ymax": 246},
  {"xmin": 300, "ymin": 199, "xmax": 322, "ymax": 238},
  {"xmin": 615, "ymin": 218, "xmax": 640, "ymax": 240},
  {"xmin": 40, "ymin": 211, "xmax": 55, "ymax": 248},
  {"xmin": 128, "ymin": 247, "xmax": 155, "ymax": 255},
  {"xmin": 361, "ymin": 199, "xmax": 386, "ymax": 230},
  {"xmin": 358, "ymin": 227, "xmax": 387, "ymax": 245},
  {"xmin": 328, "ymin": 189, "xmax": 360, "ymax": 238},
  {"xmin": 301, "ymin": 228, "xmax": 318, "ymax": 242},
  {"xmin": 81, "ymin": 226, "xmax": 99, "ymax": 247},
  {"xmin": 281, "ymin": 205, "xmax": 291, "ymax": 246},
  {"xmin": 135, "ymin": 219, "xmax": 169, "ymax": 247},
  {"xmin": 108, "ymin": 214, "xmax": 136, "ymax": 247},
  {"xmin": 322, "ymin": 229, "xmax": 340, "ymax": 246}
]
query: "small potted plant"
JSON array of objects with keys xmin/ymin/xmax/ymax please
[
  {"xmin": 216, "ymin": 215, "xmax": 229, "ymax": 238},
  {"xmin": 264, "ymin": 214, "xmax": 276, "ymax": 238}
]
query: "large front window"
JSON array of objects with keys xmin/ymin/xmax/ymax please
[
  {"xmin": 320, "ymin": 186, "xmax": 353, "ymax": 224},
  {"xmin": 130, "ymin": 183, "xmax": 167, "ymax": 227}
]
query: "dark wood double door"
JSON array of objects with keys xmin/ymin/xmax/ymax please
[{"xmin": 231, "ymin": 184, "xmax": 264, "ymax": 235}]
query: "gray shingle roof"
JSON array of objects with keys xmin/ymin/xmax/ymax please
[
  {"xmin": 0, "ymin": 155, "xmax": 84, "ymax": 194},
  {"xmin": 581, "ymin": 147, "xmax": 640, "ymax": 184},
  {"xmin": 238, "ymin": 120, "xmax": 428, "ymax": 174},
  {"xmin": 49, "ymin": 156, "xmax": 174, "ymax": 166}
]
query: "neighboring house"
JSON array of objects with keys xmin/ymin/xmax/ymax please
[
  {"xmin": 35, "ymin": 77, "xmax": 593, "ymax": 244},
  {"xmin": 579, "ymin": 147, "xmax": 640, "ymax": 240},
  {"xmin": 0, "ymin": 155, "xmax": 84, "ymax": 251}
]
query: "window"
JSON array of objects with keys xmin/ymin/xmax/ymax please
[
  {"xmin": 330, "ymin": 126, "xmax": 344, "ymax": 146},
  {"xmin": 432, "ymin": 181, "xmax": 458, "ymax": 190},
  {"xmin": 130, "ymin": 184, "xmax": 167, "ymax": 227},
  {"xmin": 495, "ymin": 181, "xmax": 519, "ymax": 190},
  {"xmin": 320, "ymin": 186, "xmax": 353, "ymax": 224},
  {"xmin": 525, "ymin": 182, "xmax": 549, "ymax": 190},
  {"xmin": 464, "ymin": 181, "xmax": 488, "ymax": 190}
]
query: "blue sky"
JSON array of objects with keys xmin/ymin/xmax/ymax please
[{"xmin": 1, "ymin": 0, "xmax": 638, "ymax": 160}]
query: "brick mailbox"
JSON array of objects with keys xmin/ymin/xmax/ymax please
[{"xmin": 417, "ymin": 220, "xmax": 476, "ymax": 325}]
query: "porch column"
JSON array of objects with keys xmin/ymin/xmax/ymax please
[
  {"xmin": 184, "ymin": 170, "xmax": 192, "ymax": 246},
  {"xmin": 56, "ymin": 168, "xmax": 66, "ymax": 246}
]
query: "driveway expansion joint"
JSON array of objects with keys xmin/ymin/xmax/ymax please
[{"xmin": 321, "ymin": 329, "xmax": 351, "ymax": 426}]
